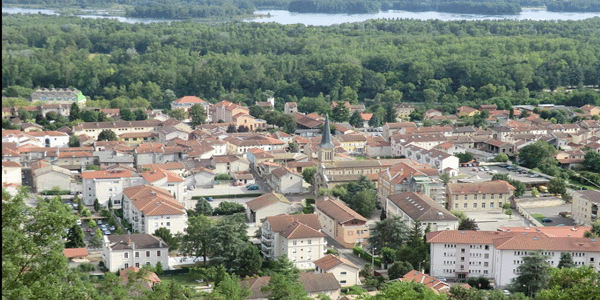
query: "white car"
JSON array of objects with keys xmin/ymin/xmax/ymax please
[{"xmin": 76, "ymin": 219, "xmax": 82, "ymax": 226}]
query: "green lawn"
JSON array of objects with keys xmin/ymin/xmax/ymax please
[
  {"xmin": 530, "ymin": 213, "xmax": 545, "ymax": 222},
  {"xmin": 160, "ymin": 273, "xmax": 205, "ymax": 287}
]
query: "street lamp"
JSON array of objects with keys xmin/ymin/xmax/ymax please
[{"xmin": 371, "ymin": 247, "xmax": 376, "ymax": 267}]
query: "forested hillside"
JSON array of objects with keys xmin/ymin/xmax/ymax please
[{"xmin": 2, "ymin": 14, "xmax": 600, "ymax": 113}]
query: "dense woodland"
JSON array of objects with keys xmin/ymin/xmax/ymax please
[
  {"xmin": 3, "ymin": 14, "xmax": 600, "ymax": 118},
  {"xmin": 3, "ymin": 0, "xmax": 600, "ymax": 17}
]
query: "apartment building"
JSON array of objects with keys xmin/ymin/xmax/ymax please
[
  {"xmin": 398, "ymin": 143, "xmax": 459, "ymax": 172},
  {"xmin": 73, "ymin": 120, "xmax": 162, "ymax": 140},
  {"xmin": 102, "ymin": 234, "xmax": 169, "ymax": 272},
  {"xmin": 141, "ymin": 168, "xmax": 185, "ymax": 203},
  {"xmin": 246, "ymin": 192, "xmax": 292, "ymax": 226},
  {"xmin": 260, "ymin": 214, "xmax": 327, "ymax": 269},
  {"xmin": 377, "ymin": 160, "xmax": 446, "ymax": 208},
  {"xmin": 81, "ymin": 169, "xmax": 144, "ymax": 208},
  {"xmin": 572, "ymin": 190, "xmax": 600, "ymax": 226},
  {"xmin": 447, "ymin": 180, "xmax": 515, "ymax": 211},
  {"xmin": 386, "ymin": 192, "xmax": 459, "ymax": 231},
  {"xmin": 313, "ymin": 254, "xmax": 360, "ymax": 287},
  {"xmin": 315, "ymin": 199, "xmax": 369, "ymax": 248},
  {"xmin": 122, "ymin": 185, "xmax": 187, "ymax": 234}
]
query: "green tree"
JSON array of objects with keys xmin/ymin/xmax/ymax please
[
  {"xmin": 154, "ymin": 227, "xmax": 179, "ymax": 252},
  {"xmin": 168, "ymin": 108, "xmax": 187, "ymax": 121},
  {"xmin": 331, "ymin": 101, "xmax": 350, "ymax": 122},
  {"xmin": 349, "ymin": 110, "xmax": 363, "ymax": 128},
  {"xmin": 88, "ymin": 219, "xmax": 96, "ymax": 228},
  {"xmin": 536, "ymin": 266, "xmax": 600, "ymax": 300},
  {"xmin": 505, "ymin": 208, "xmax": 513, "ymax": 219},
  {"xmin": 133, "ymin": 108, "xmax": 147, "ymax": 120},
  {"xmin": 210, "ymin": 215, "xmax": 250, "ymax": 272},
  {"xmin": 120, "ymin": 108, "xmax": 133, "ymax": 121},
  {"xmin": 451, "ymin": 210, "xmax": 467, "ymax": 221},
  {"xmin": 368, "ymin": 113, "xmax": 381, "ymax": 127},
  {"xmin": 302, "ymin": 167, "xmax": 317, "ymax": 189},
  {"xmin": 448, "ymin": 284, "xmax": 486, "ymax": 300},
  {"xmin": 517, "ymin": 140, "xmax": 557, "ymax": 169},
  {"xmin": 384, "ymin": 102, "xmax": 397, "ymax": 123},
  {"xmin": 583, "ymin": 220, "xmax": 600, "ymax": 238},
  {"xmin": 455, "ymin": 152, "xmax": 474, "ymax": 163},
  {"xmin": 557, "ymin": 252, "xmax": 575, "ymax": 269},
  {"xmin": 69, "ymin": 102, "xmax": 81, "ymax": 121},
  {"xmin": 97, "ymin": 129, "xmax": 118, "ymax": 141},
  {"xmin": 116, "ymin": 227, "xmax": 124, "ymax": 235},
  {"xmin": 493, "ymin": 153, "xmax": 509, "ymax": 162},
  {"xmin": 584, "ymin": 150, "xmax": 600, "ymax": 173},
  {"xmin": 181, "ymin": 215, "xmax": 214, "ymax": 264},
  {"xmin": 508, "ymin": 250, "xmax": 552, "ymax": 297},
  {"xmin": 387, "ymin": 261, "xmax": 413, "ymax": 280},
  {"xmin": 368, "ymin": 216, "xmax": 409, "ymax": 251},
  {"xmin": 68, "ymin": 134, "xmax": 80, "ymax": 147},
  {"xmin": 237, "ymin": 245, "xmax": 262, "ymax": 277},
  {"xmin": 350, "ymin": 189, "xmax": 377, "ymax": 218},
  {"xmin": 458, "ymin": 218, "xmax": 479, "ymax": 231},
  {"xmin": 194, "ymin": 198, "xmax": 213, "ymax": 216},
  {"xmin": 213, "ymin": 201, "xmax": 246, "ymax": 215},
  {"xmin": 189, "ymin": 104, "xmax": 206, "ymax": 126},
  {"xmin": 65, "ymin": 224, "xmax": 85, "ymax": 248},
  {"xmin": 89, "ymin": 228, "xmax": 104, "ymax": 248},
  {"xmin": 155, "ymin": 261, "xmax": 164, "ymax": 275},
  {"xmin": 2, "ymin": 189, "xmax": 99, "ymax": 299},
  {"xmin": 261, "ymin": 272, "xmax": 308, "ymax": 300},
  {"xmin": 532, "ymin": 187, "xmax": 539, "ymax": 197},
  {"xmin": 210, "ymin": 272, "xmax": 252, "ymax": 300},
  {"xmin": 93, "ymin": 198, "xmax": 100, "ymax": 212},
  {"xmin": 18, "ymin": 107, "xmax": 30, "ymax": 121},
  {"xmin": 547, "ymin": 177, "xmax": 567, "ymax": 195}
]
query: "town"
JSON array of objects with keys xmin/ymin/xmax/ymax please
[{"xmin": 3, "ymin": 87, "xmax": 599, "ymax": 299}]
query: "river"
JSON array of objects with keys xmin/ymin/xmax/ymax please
[{"xmin": 3, "ymin": 6, "xmax": 600, "ymax": 25}]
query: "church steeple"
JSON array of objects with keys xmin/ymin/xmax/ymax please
[
  {"xmin": 318, "ymin": 114, "xmax": 335, "ymax": 162},
  {"xmin": 319, "ymin": 114, "xmax": 335, "ymax": 149}
]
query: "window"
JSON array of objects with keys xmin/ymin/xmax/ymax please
[
  {"xmin": 491, "ymin": 194, "xmax": 495, "ymax": 199},
  {"xmin": 455, "ymin": 204, "xmax": 459, "ymax": 209},
  {"xmin": 464, "ymin": 195, "xmax": 468, "ymax": 200},
  {"xmin": 464, "ymin": 203, "xmax": 468, "ymax": 208},
  {"xmin": 490, "ymin": 202, "xmax": 494, "ymax": 208},
  {"xmin": 157, "ymin": 251, "xmax": 161, "ymax": 257},
  {"xmin": 482, "ymin": 203, "xmax": 486, "ymax": 208},
  {"xmin": 340, "ymin": 280, "xmax": 347, "ymax": 284},
  {"xmin": 484, "ymin": 262, "xmax": 489, "ymax": 267},
  {"xmin": 484, "ymin": 254, "xmax": 489, "ymax": 259},
  {"xmin": 293, "ymin": 241, "xmax": 297, "ymax": 245},
  {"xmin": 307, "ymin": 240, "xmax": 312, "ymax": 245},
  {"xmin": 474, "ymin": 194, "xmax": 478, "ymax": 200},
  {"xmin": 135, "ymin": 263, "xmax": 140, "ymax": 267},
  {"xmin": 124, "ymin": 252, "xmax": 129, "ymax": 259},
  {"xmin": 473, "ymin": 203, "xmax": 477, "ymax": 208},
  {"xmin": 340, "ymin": 271, "xmax": 347, "ymax": 275},
  {"xmin": 166, "ymin": 222, "xmax": 170, "ymax": 226},
  {"xmin": 482, "ymin": 194, "xmax": 486, "ymax": 200},
  {"xmin": 124, "ymin": 263, "xmax": 129, "ymax": 268},
  {"xmin": 292, "ymin": 249, "xmax": 297, "ymax": 253},
  {"xmin": 461, "ymin": 249, "xmax": 465, "ymax": 253},
  {"xmin": 146, "ymin": 251, "xmax": 150, "ymax": 257},
  {"xmin": 135, "ymin": 252, "xmax": 139, "ymax": 258}
]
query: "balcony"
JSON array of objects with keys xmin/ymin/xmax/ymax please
[
  {"xmin": 262, "ymin": 234, "xmax": 274, "ymax": 242},
  {"xmin": 261, "ymin": 241, "xmax": 273, "ymax": 249}
]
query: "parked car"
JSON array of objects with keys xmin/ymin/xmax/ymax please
[
  {"xmin": 76, "ymin": 219, "xmax": 82, "ymax": 226},
  {"xmin": 472, "ymin": 168, "xmax": 478, "ymax": 171},
  {"xmin": 86, "ymin": 228, "xmax": 93, "ymax": 232},
  {"xmin": 207, "ymin": 197, "xmax": 214, "ymax": 202},
  {"xmin": 90, "ymin": 231, "xmax": 95, "ymax": 236},
  {"xmin": 247, "ymin": 185, "xmax": 259, "ymax": 190},
  {"xmin": 541, "ymin": 217, "xmax": 553, "ymax": 223},
  {"xmin": 97, "ymin": 220, "xmax": 102, "ymax": 225},
  {"xmin": 109, "ymin": 226, "xmax": 116, "ymax": 231}
]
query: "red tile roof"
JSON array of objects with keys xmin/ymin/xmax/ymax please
[
  {"xmin": 63, "ymin": 248, "xmax": 89, "ymax": 258},
  {"xmin": 173, "ymin": 96, "xmax": 205, "ymax": 104},
  {"xmin": 81, "ymin": 170, "xmax": 132, "ymax": 179}
]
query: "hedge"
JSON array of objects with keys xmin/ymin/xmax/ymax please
[
  {"xmin": 41, "ymin": 190, "xmax": 71, "ymax": 195},
  {"xmin": 191, "ymin": 193, "xmax": 263, "ymax": 200},
  {"xmin": 353, "ymin": 245, "xmax": 382, "ymax": 268}
]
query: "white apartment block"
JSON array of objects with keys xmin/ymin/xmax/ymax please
[
  {"xmin": 102, "ymin": 234, "xmax": 169, "ymax": 272},
  {"xmin": 73, "ymin": 120, "xmax": 162, "ymax": 140},
  {"xmin": 398, "ymin": 144, "xmax": 459, "ymax": 172},
  {"xmin": 122, "ymin": 185, "xmax": 187, "ymax": 234},
  {"xmin": 427, "ymin": 229, "xmax": 600, "ymax": 287},
  {"xmin": 81, "ymin": 170, "xmax": 144, "ymax": 208},
  {"xmin": 261, "ymin": 214, "xmax": 327, "ymax": 270}
]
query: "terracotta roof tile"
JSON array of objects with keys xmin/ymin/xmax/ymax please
[{"xmin": 315, "ymin": 199, "xmax": 366, "ymax": 224}]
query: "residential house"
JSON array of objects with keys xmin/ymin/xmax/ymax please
[
  {"xmin": 246, "ymin": 192, "xmax": 293, "ymax": 226},
  {"xmin": 456, "ymin": 106, "xmax": 480, "ymax": 117},
  {"xmin": 119, "ymin": 132, "xmax": 158, "ymax": 144},
  {"xmin": 210, "ymin": 154, "xmax": 250, "ymax": 174},
  {"xmin": 134, "ymin": 144, "xmax": 186, "ymax": 167},
  {"xmin": 399, "ymin": 270, "xmax": 451, "ymax": 294},
  {"xmin": 478, "ymin": 104, "xmax": 498, "ymax": 112},
  {"xmin": 315, "ymin": 199, "xmax": 369, "ymax": 248},
  {"xmin": 95, "ymin": 150, "xmax": 135, "ymax": 168},
  {"xmin": 157, "ymin": 125, "xmax": 189, "ymax": 143},
  {"xmin": 425, "ymin": 109, "xmax": 443, "ymax": 119},
  {"xmin": 122, "ymin": 185, "xmax": 187, "ymax": 234},
  {"xmin": 447, "ymin": 181, "xmax": 515, "ymax": 211},
  {"xmin": 386, "ymin": 192, "xmax": 459, "ymax": 231},
  {"xmin": 141, "ymin": 168, "xmax": 185, "ymax": 203},
  {"xmin": 337, "ymin": 134, "xmax": 368, "ymax": 154},
  {"xmin": 102, "ymin": 234, "xmax": 169, "ymax": 272},
  {"xmin": 260, "ymin": 214, "xmax": 327, "ymax": 269},
  {"xmin": 232, "ymin": 171, "xmax": 254, "ymax": 185},
  {"xmin": 396, "ymin": 103, "xmax": 415, "ymax": 120},
  {"xmin": 2, "ymin": 161, "xmax": 22, "ymax": 187},
  {"xmin": 572, "ymin": 190, "xmax": 600, "ymax": 226},
  {"xmin": 33, "ymin": 164, "xmax": 73, "ymax": 193},
  {"xmin": 377, "ymin": 161, "xmax": 446, "ymax": 208},
  {"xmin": 383, "ymin": 122, "xmax": 417, "ymax": 140},
  {"xmin": 242, "ymin": 273, "xmax": 341, "ymax": 300},
  {"xmin": 481, "ymin": 139, "xmax": 516, "ymax": 157},
  {"xmin": 398, "ymin": 144, "xmax": 459, "ymax": 172},
  {"xmin": 365, "ymin": 136, "xmax": 391, "ymax": 158},
  {"xmin": 284, "ymin": 102, "xmax": 298, "ymax": 115},
  {"xmin": 360, "ymin": 113, "xmax": 373, "ymax": 128},
  {"xmin": 186, "ymin": 167, "xmax": 215, "ymax": 189},
  {"xmin": 21, "ymin": 131, "xmax": 70, "ymax": 148},
  {"xmin": 267, "ymin": 167, "xmax": 304, "ymax": 194},
  {"xmin": 171, "ymin": 96, "xmax": 211, "ymax": 122},
  {"xmin": 224, "ymin": 134, "xmax": 286, "ymax": 155},
  {"xmin": 314, "ymin": 254, "xmax": 360, "ymax": 287},
  {"xmin": 119, "ymin": 266, "xmax": 162, "ymax": 291},
  {"xmin": 81, "ymin": 169, "xmax": 143, "ymax": 207},
  {"xmin": 581, "ymin": 104, "xmax": 600, "ymax": 116},
  {"xmin": 211, "ymin": 100, "xmax": 249, "ymax": 123}
]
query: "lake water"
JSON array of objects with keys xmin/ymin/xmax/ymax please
[{"xmin": 3, "ymin": 6, "xmax": 600, "ymax": 25}]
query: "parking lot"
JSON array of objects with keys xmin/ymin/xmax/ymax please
[
  {"xmin": 463, "ymin": 209, "xmax": 530, "ymax": 231},
  {"xmin": 185, "ymin": 182, "xmax": 266, "ymax": 198},
  {"xmin": 458, "ymin": 164, "xmax": 549, "ymax": 185},
  {"xmin": 523, "ymin": 204, "xmax": 576, "ymax": 226}
]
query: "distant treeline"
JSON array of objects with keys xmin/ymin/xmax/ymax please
[
  {"xmin": 288, "ymin": 0, "xmax": 380, "ymax": 14},
  {"xmin": 125, "ymin": 1, "xmax": 255, "ymax": 19},
  {"xmin": 389, "ymin": 1, "xmax": 521, "ymax": 15}
]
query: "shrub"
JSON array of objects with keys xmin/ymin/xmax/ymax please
[
  {"xmin": 214, "ymin": 173, "xmax": 233, "ymax": 181},
  {"xmin": 78, "ymin": 263, "xmax": 96, "ymax": 272}
]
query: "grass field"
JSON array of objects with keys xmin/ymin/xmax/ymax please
[
  {"xmin": 530, "ymin": 213, "xmax": 545, "ymax": 222},
  {"xmin": 160, "ymin": 273, "xmax": 204, "ymax": 287}
]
